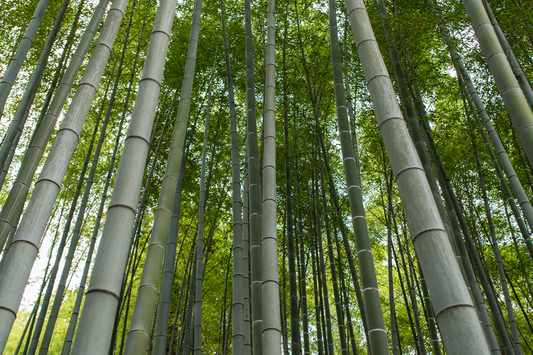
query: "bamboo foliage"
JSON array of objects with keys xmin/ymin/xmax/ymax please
[{"xmin": 0, "ymin": 1, "xmax": 533, "ymax": 354}]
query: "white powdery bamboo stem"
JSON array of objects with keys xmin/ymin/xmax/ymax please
[
  {"xmin": 70, "ymin": 0, "xmax": 177, "ymax": 353},
  {"xmin": 0, "ymin": 0, "xmax": 50, "ymax": 120},
  {"xmin": 463, "ymin": 0, "xmax": 533, "ymax": 167},
  {"xmin": 262, "ymin": 0, "xmax": 281, "ymax": 354},
  {"xmin": 0, "ymin": 0, "xmax": 127, "ymax": 351},
  {"xmin": 344, "ymin": 0, "xmax": 490, "ymax": 353}
]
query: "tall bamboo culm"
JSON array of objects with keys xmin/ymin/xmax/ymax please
[
  {"xmin": 343, "ymin": 0, "xmax": 491, "ymax": 353},
  {"xmin": 329, "ymin": 0, "xmax": 388, "ymax": 353},
  {"xmin": 123, "ymin": 0, "xmax": 203, "ymax": 352},
  {"xmin": 463, "ymin": 0, "xmax": 533, "ymax": 167},
  {"xmin": 0, "ymin": 0, "xmax": 128, "ymax": 350},
  {"xmin": 0, "ymin": 0, "xmax": 70, "ymax": 174},
  {"xmin": 262, "ymin": 0, "xmax": 281, "ymax": 354},
  {"xmin": 0, "ymin": 0, "xmax": 111, "ymax": 250},
  {"xmin": 244, "ymin": 0, "xmax": 263, "ymax": 352},
  {"xmin": 70, "ymin": 0, "xmax": 178, "ymax": 352},
  {"xmin": 220, "ymin": 2, "xmax": 246, "ymax": 354},
  {"xmin": 0, "ymin": 0, "xmax": 50, "ymax": 120}
]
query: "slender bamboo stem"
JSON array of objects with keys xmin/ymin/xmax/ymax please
[
  {"xmin": 0, "ymin": 0, "xmax": 51, "ymax": 120},
  {"xmin": 70, "ymin": 0, "xmax": 179, "ymax": 351},
  {"xmin": 462, "ymin": 0, "xmax": 533, "ymax": 167},
  {"xmin": 0, "ymin": 0, "xmax": 71, "ymax": 175},
  {"xmin": 0, "ymin": 0, "xmax": 111, "ymax": 250},
  {"xmin": 244, "ymin": 0, "xmax": 263, "ymax": 352}
]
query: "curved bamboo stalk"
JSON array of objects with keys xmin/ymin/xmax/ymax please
[
  {"xmin": 69, "ymin": 0, "xmax": 178, "ymax": 352},
  {"xmin": 0, "ymin": 0, "xmax": 51, "ymax": 120},
  {"xmin": 0, "ymin": 0, "xmax": 111, "ymax": 250},
  {"xmin": 0, "ymin": 0, "xmax": 71, "ymax": 175},
  {"xmin": 462, "ymin": 0, "xmax": 533, "ymax": 166},
  {"xmin": 343, "ymin": 0, "xmax": 491, "ymax": 353}
]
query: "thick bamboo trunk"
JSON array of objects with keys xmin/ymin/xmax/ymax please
[
  {"xmin": 70, "ymin": 0, "xmax": 178, "ymax": 352},
  {"xmin": 344, "ymin": 0, "xmax": 491, "ymax": 352},
  {"xmin": 27, "ymin": 101, "xmax": 103, "ymax": 355},
  {"xmin": 262, "ymin": 1, "xmax": 281, "ymax": 354},
  {"xmin": 483, "ymin": 0, "xmax": 533, "ymax": 108},
  {"xmin": 124, "ymin": 1, "xmax": 203, "ymax": 351}
]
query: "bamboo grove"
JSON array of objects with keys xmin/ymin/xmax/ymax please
[{"xmin": 0, "ymin": 0, "xmax": 532, "ymax": 353}]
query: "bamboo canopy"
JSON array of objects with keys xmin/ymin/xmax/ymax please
[{"xmin": 0, "ymin": 0, "xmax": 532, "ymax": 354}]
